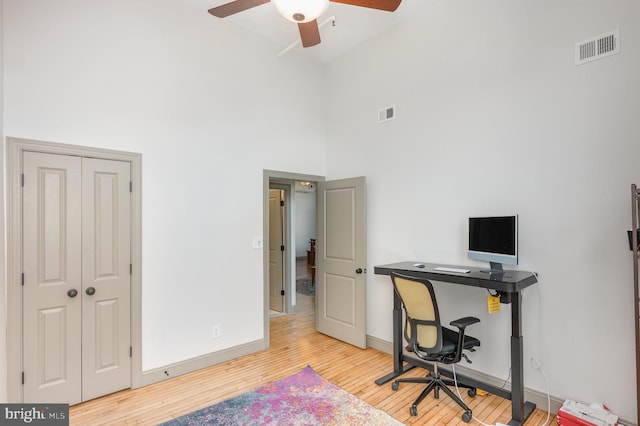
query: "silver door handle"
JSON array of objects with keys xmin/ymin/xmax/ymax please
[
  {"xmin": 67, "ymin": 289, "xmax": 78, "ymax": 298},
  {"xmin": 86, "ymin": 287, "xmax": 96, "ymax": 296}
]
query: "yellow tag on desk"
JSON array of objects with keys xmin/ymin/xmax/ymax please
[{"xmin": 488, "ymin": 295, "xmax": 501, "ymax": 314}]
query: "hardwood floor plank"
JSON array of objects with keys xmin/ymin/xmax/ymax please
[{"xmin": 70, "ymin": 292, "xmax": 555, "ymax": 425}]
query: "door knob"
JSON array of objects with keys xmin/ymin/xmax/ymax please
[
  {"xmin": 85, "ymin": 287, "xmax": 96, "ymax": 296},
  {"xmin": 355, "ymin": 268, "xmax": 363, "ymax": 274},
  {"xmin": 67, "ymin": 289, "xmax": 78, "ymax": 298}
]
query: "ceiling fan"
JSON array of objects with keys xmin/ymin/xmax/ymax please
[{"xmin": 208, "ymin": 0, "xmax": 402, "ymax": 48}]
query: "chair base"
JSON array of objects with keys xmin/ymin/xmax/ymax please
[{"xmin": 392, "ymin": 370, "xmax": 475, "ymax": 422}]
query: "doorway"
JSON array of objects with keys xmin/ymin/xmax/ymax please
[
  {"xmin": 6, "ymin": 138, "xmax": 143, "ymax": 403},
  {"xmin": 293, "ymin": 180, "xmax": 317, "ymax": 309},
  {"xmin": 263, "ymin": 171, "xmax": 367, "ymax": 349},
  {"xmin": 263, "ymin": 171, "xmax": 323, "ymax": 343},
  {"xmin": 267, "ymin": 181, "xmax": 317, "ymax": 317}
]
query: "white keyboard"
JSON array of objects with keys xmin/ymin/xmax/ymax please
[{"xmin": 434, "ymin": 266, "xmax": 470, "ymax": 274}]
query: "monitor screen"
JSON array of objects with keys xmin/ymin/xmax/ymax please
[{"xmin": 468, "ymin": 215, "xmax": 518, "ymax": 271}]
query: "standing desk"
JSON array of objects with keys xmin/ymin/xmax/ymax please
[{"xmin": 374, "ymin": 261, "xmax": 538, "ymax": 426}]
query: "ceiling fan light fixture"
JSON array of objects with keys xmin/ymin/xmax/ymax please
[{"xmin": 272, "ymin": 0, "xmax": 329, "ymax": 23}]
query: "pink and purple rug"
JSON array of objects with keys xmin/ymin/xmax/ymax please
[{"xmin": 159, "ymin": 365, "xmax": 403, "ymax": 425}]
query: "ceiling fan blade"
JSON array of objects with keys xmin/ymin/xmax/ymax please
[
  {"xmin": 208, "ymin": 0, "xmax": 270, "ymax": 18},
  {"xmin": 329, "ymin": 0, "xmax": 401, "ymax": 12},
  {"xmin": 298, "ymin": 20, "xmax": 321, "ymax": 48}
]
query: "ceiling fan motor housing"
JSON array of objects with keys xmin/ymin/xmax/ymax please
[
  {"xmin": 272, "ymin": 0, "xmax": 329, "ymax": 23},
  {"xmin": 208, "ymin": 0, "xmax": 403, "ymax": 48}
]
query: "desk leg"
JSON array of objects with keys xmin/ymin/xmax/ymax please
[
  {"xmin": 375, "ymin": 289, "xmax": 414, "ymax": 385},
  {"xmin": 392, "ymin": 290, "xmax": 403, "ymax": 373},
  {"xmin": 509, "ymin": 292, "xmax": 536, "ymax": 426}
]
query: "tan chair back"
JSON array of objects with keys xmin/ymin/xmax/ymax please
[{"xmin": 392, "ymin": 273, "xmax": 442, "ymax": 353}]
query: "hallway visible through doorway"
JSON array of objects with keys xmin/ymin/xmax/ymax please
[
  {"xmin": 270, "ymin": 257, "xmax": 314, "ymax": 318},
  {"xmin": 296, "ymin": 256, "xmax": 312, "ymax": 281},
  {"xmin": 295, "ymin": 256, "xmax": 315, "ymax": 316}
]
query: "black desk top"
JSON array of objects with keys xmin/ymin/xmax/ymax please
[{"xmin": 374, "ymin": 261, "xmax": 538, "ymax": 293}]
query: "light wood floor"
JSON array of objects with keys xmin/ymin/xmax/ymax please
[{"xmin": 70, "ymin": 267, "xmax": 555, "ymax": 425}]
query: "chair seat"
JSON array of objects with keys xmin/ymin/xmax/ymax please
[
  {"xmin": 410, "ymin": 327, "xmax": 480, "ymax": 357},
  {"xmin": 443, "ymin": 327, "xmax": 480, "ymax": 351}
]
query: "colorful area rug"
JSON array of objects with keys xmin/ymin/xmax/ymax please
[
  {"xmin": 159, "ymin": 366, "xmax": 402, "ymax": 425},
  {"xmin": 296, "ymin": 278, "xmax": 315, "ymax": 296}
]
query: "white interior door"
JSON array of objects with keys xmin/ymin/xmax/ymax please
[
  {"xmin": 23, "ymin": 152, "xmax": 83, "ymax": 404},
  {"xmin": 269, "ymin": 189, "xmax": 285, "ymax": 312},
  {"xmin": 316, "ymin": 177, "xmax": 367, "ymax": 348},
  {"xmin": 81, "ymin": 158, "xmax": 131, "ymax": 401},
  {"xmin": 22, "ymin": 152, "xmax": 131, "ymax": 404}
]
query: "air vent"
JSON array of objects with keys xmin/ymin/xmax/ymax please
[
  {"xmin": 378, "ymin": 105, "xmax": 396, "ymax": 123},
  {"xmin": 575, "ymin": 30, "xmax": 620, "ymax": 65}
]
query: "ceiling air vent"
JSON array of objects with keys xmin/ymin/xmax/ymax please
[
  {"xmin": 378, "ymin": 105, "xmax": 396, "ymax": 124},
  {"xmin": 575, "ymin": 30, "xmax": 620, "ymax": 65}
]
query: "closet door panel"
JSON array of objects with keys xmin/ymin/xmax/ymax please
[
  {"xmin": 23, "ymin": 152, "xmax": 83, "ymax": 405},
  {"xmin": 81, "ymin": 158, "xmax": 131, "ymax": 401}
]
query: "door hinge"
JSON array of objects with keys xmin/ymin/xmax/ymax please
[
  {"xmin": 21, "ymin": 273, "xmax": 24, "ymax": 286},
  {"xmin": 280, "ymin": 200, "xmax": 284, "ymax": 207},
  {"xmin": 280, "ymin": 290, "xmax": 285, "ymax": 296},
  {"xmin": 22, "ymin": 372, "xmax": 25, "ymax": 385},
  {"xmin": 280, "ymin": 245, "xmax": 285, "ymax": 251},
  {"xmin": 130, "ymin": 346, "xmax": 133, "ymax": 358},
  {"xmin": 21, "ymin": 174, "xmax": 25, "ymax": 187},
  {"xmin": 130, "ymin": 264, "xmax": 132, "ymax": 275},
  {"xmin": 129, "ymin": 181, "xmax": 133, "ymax": 193}
]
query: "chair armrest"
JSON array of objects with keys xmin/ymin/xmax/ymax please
[
  {"xmin": 450, "ymin": 316, "xmax": 480, "ymax": 330},
  {"xmin": 448, "ymin": 316, "xmax": 481, "ymax": 364}
]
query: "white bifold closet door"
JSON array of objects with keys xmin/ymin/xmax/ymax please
[{"xmin": 22, "ymin": 152, "xmax": 131, "ymax": 405}]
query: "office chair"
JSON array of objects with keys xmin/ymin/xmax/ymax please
[{"xmin": 390, "ymin": 272, "xmax": 481, "ymax": 422}]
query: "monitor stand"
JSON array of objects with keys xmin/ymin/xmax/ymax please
[{"xmin": 480, "ymin": 261, "xmax": 505, "ymax": 275}]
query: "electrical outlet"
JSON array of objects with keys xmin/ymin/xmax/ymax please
[{"xmin": 212, "ymin": 325, "xmax": 221, "ymax": 338}]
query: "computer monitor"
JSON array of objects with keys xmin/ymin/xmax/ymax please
[{"xmin": 468, "ymin": 215, "xmax": 518, "ymax": 273}]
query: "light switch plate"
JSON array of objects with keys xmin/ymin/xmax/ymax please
[{"xmin": 252, "ymin": 237, "xmax": 263, "ymax": 249}]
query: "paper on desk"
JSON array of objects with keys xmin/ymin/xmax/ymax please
[{"xmin": 561, "ymin": 400, "xmax": 618, "ymax": 425}]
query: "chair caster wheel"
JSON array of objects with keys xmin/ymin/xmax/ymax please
[
  {"xmin": 467, "ymin": 388, "xmax": 476, "ymax": 397},
  {"xmin": 410, "ymin": 405, "xmax": 418, "ymax": 416},
  {"xmin": 462, "ymin": 411, "xmax": 472, "ymax": 423},
  {"xmin": 391, "ymin": 381, "xmax": 399, "ymax": 391}
]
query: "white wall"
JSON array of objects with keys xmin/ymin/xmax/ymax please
[
  {"xmin": 1, "ymin": 0, "xmax": 326, "ymax": 400},
  {"xmin": 325, "ymin": 0, "xmax": 640, "ymax": 421}
]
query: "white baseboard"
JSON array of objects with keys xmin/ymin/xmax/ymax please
[
  {"xmin": 140, "ymin": 339, "xmax": 266, "ymax": 387},
  {"xmin": 367, "ymin": 334, "xmax": 393, "ymax": 354}
]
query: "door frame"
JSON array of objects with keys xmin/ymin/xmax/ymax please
[
  {"xmin": 6, "ymin": 137, "xmax": 143, "ymax": 402},
  {"xmin": 262, "ymin": 170, "xmax": 323, "ymax": 345}
]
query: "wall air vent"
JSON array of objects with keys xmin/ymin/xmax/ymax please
[
  {"xmin": 378, "ymin": 105, "xmax": 396, "ymax": 124},
  {"xmin": 575, "ymin": 30, "xmax": 620, "ymax": 65}
]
